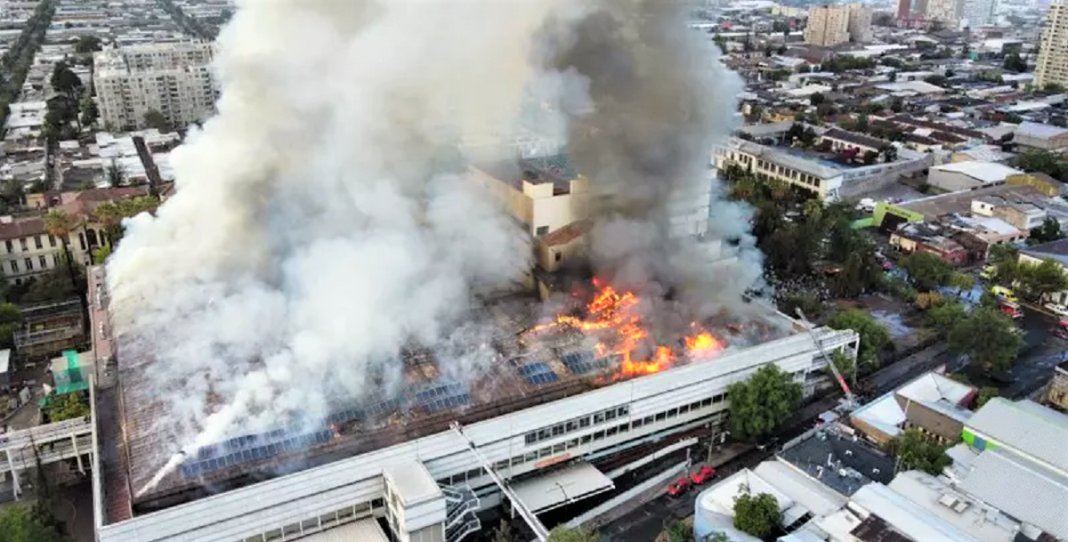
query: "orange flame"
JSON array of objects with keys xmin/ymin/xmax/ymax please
[{"xmin": 529, "ymin": 280, "xmax": 726, "ymax": 380}]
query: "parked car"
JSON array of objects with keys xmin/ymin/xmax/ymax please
[
  {"xmin": 1045, "ymin": 303, "xmax": 1068, "ymax": 318},
  {"xmin": 667, "ymin": 477, "xmax": 692, "ymax": 496},
  {"xmin": 1053, "ymin": 320, "xmax": 1068, "ymax": 340},
  {"xmin": 690, "ymin": 465, "xmax": 717, "ymax": 484}
]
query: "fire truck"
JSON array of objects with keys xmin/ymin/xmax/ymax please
[
  {"xmin": 1053, "ymin": 320, "xmax": 1068, "ymax": 340},
  {"xmin": 998, "ymin": 299, "xmax": 1023, "ymax": 319}
]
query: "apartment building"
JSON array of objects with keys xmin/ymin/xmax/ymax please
[
  {"xmin": 0, "ymin": 217, "xmax": 72, "ymax": 285},
  {"xmin": 925, "ymin": 0, "xmax": 963, "ymax": 24},
  {"xmin": 847, "ymin": 4, "xmax": 873, "ymax": 43},
  {"xmin": 1036, "ymin": 1, "xmax": 1068, "ymax": 89},
  {"xmin": 804, "ymin": 5, "xmax": 850, "ymax": 47},
  {"xmin": 93, "ymin": 42, "xmax": 218, "ymax": 131},
  {"xmin": 959, "ymin": 0, "xmax": 995, "ymax": 27}
]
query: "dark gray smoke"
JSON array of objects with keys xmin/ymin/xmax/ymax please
[{"xmin": 535, "ymin": 0, "xmax": 761, "ymax": 317}]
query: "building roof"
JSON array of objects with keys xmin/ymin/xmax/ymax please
[
  {"xmin": 732, "ymin": 139, "xmax": 843, "ymax": 180},
  {"xmin": 541, "ymin": 220, "xmax": 590, "ymax": 247},
  {"xmin": 382, "ymin": 462, "xmax": 441, "ymax": 506},
  {"xmin": 754, "ymin": 459, "xmax": 848, "ymax": 517},
  {"xmin": 949, "ymin": 215, "xmax": 1022, "ymax": 236},
  {"xmin": 1015, "ymin": 121, "xmax": 1068, "ymax": 141},
  {"xmin": 900, "ymin": 183, "xmax": 1050, "ymax": 220},
  {"xmin": 778, "ymin": 429, "xmax": 895, "ymax": 496},
  {"xmin": 957, "ymin": 448, "xmax": 1068, "ymax": 540},
  {"xmin": 1021, "ymin": 238, "xmax": 1068, "ymax": 265},
  {"xmin": 0, "ymin": 216, "xmax": 46, "ymax": 241},
  {"xmin": 965, "ymin": 398, "xmax": 1068, "ymax": 473},
  {"xmin": 296, "ymin": 519, "xmax": 390, "ymax": 542},
  {"xmin": 823, "ymin": 128, "xmax": 890, "ymax": 150},
  {"xmin": 876, "ymin": 81, "xmax": 947, "ymax": 95},
  {"xmin": 953, "ymin": 146, "xmax": 1015, "ymax": 163},
  {"xmin": 850, "ymin": 483, "xmax": 987, "ymax": 542},
  {"xmin": 511, "ymin": 462, "xmax": 613, "ymax": 513},
  {"xmin": 931, "ymin": 161, "xmax": 1023, "ymax": 184},
  {"xmin": 887, "ymin": 471, "xmax": 1019, "ymax": 542}
]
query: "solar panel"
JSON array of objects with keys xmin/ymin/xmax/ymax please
[
  {"xmin": 561, "ymin": 350, "xmax": 614, "ymax": 375},
  {"xmin": 416, "ymin": 382, "xmax": 470, "ymax": 414},
  {"xmin": 518, "ymin": 362, "xmax": 559, "ymax": 385}
]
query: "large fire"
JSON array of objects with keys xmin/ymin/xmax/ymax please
[{"xmin": 529, "ymin": 279, "xmax": 725, "ymax": 379}]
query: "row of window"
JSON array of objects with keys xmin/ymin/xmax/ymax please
[
  {"xmin": 8, "ymin": 254, "xmax": 55, "ymax": 274},
  {"xmin": 4, "ymin": 234, "xmax": 57, "ymax": 254},
  {"xmin": 524, "ymin": 404, "xmax": 631, "ymax": 446},
  {"xmin": 440, "ymin": 395, "xmax": 730, "ymax": 488},
  {"xmin": 241, "ymin": 499, "xmax": 382, "ymax": 542}
]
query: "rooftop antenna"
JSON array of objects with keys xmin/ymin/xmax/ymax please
[{"xmin": 795, "ymin": 308, "xmax": 857, "ymax": 410}]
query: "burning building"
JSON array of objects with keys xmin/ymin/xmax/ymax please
[
  {"xmin": 86, "ymin": 1, "xmax": 860, "ymax": 541},
  {"xmin": 91, "ymin": 260, "xmax": 859, "ymax": 542}
]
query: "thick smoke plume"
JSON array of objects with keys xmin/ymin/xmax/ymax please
[{"xmin": 107, "ymin": 0, "xmax": 753, "ymax": 496}]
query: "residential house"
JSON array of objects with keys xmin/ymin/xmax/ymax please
[
  {"xmin": 851, "ymin": 372, "xmax": 976, "ymax": 445},
  {"xmin": 890, "ymin": 222, "xmax": 969, "ymax": 265},
  {"xmin": 970, "ymin": 196, "xmax": 1047, "ymax": 231},
  {"xmin": 1006, "ymin": 171, "xmax": 1067, "ymax": 197}
]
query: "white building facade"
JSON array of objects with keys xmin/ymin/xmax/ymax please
[{"xmin": 93, "ymin": 42, "xmax": 218, "ymax": 131}]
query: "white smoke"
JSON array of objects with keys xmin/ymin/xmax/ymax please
[{"xmin": 108, "ymin": 0, "xmax": 754, "ymax": 497}]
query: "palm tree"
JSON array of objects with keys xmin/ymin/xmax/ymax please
[
  {"xmin": 44, "ymin": 210, "xmax": 78, "ymax": 291},
  {"xmin": 105, "ymin": 158, "xmax": 125, "ymax": 188}
]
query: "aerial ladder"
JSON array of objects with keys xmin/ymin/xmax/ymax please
[
  {"xmin": 795, "ymin": 308, "xmax": 858, "ymax": 410},
  {"xmin": 449, "ymin": 422, "xmax": 551, "ymax": 541}
]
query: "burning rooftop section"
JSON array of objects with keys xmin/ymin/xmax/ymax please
[{"xmin": 110, "ymin": 278, "xmax": 789, "ymax": 514}]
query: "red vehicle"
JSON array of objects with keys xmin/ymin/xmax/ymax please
[
  {"xmin": 1053, "ymin": 320, "xmax": 1068, "ymax": 340},
  {"xmin": 667, "ymin": 477, "xmax": 692, "ymax": 496},
  {"xmin": 999, "ymin": 300, "xmax": 1023, "ymax": 319},
  {"xmin": 690, "ymin": 465, "xmax": 717, "ymax": 484}
]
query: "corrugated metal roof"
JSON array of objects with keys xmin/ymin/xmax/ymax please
[
  {"xmin": 965, "ymin": 399, "xmax": 1068, "ymax": 473},
  {"xmin": 958, "ymin": 449, "xmax": 1068, "ymax": 540},
  {"xmin": 511, "ymin": 462, "xmax": 613, "ymax": 513}
]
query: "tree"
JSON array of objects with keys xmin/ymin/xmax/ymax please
[
  {"xmin": 947, "ymin": 307, "xmax": 1023, "ymax": 371},
  {"xmin": 882, "ymin": 144, "xmax": 898, "ymax": 163},
  {"xmin": 713, "ymin": 34, "xmax": 728, "ymax": 55},
  {"xmin": 928, "ymin": 300, "xmax": 966, "ymax": 338},
  {"xmin": 79, "ymin": 95, "xmax": 98, "ymax": 127},
  {"xmin": 888, "ymin": 71, "xmax": 898, "ymax": 82},
  {"xmin": 1015, "ymin": 259, "xmax": 1068, "ymax": 301},
  {"xmin": 50, "ymin": 61, "xmax": 82, "ymax": 97},
  {"xmin": 0, "ymin": 302, "xmax": 22, "ymax": 350},
  {"xmin": 143, "ymin": 108, "xmax": 171, "ymax": 132},
  {"xmin": 733, "ymin": 492, "xmax": 780, "ymax": 540},
  {"xmin": 976, "ymin": 386, "xmax": 999, "ymax": 409},
  {"xmin": 825, "ymin": 349, "xmax": 856, "ymax": 383},
  {"xmin": 900, "ymin": 251, "xmax": 952, "ymax": 291},
  {"xmin": 545, "ymin": 526, "xmax": 597, "ymax": 542},
  {"xmin": 92, "ymin": 244, "xmax": 111, "ymax": 265},
  {"xmin": 826, "ymin": 310, "xmax": 890, "ymax": 368},
  {"xmin": 1014, "ymin": 150, "xmax": 1066, "ymax": 180},
  {"xmin": 665, "ymin": 520, "xmax": 694, "ymax": 542},
  {"xmin": 47, "ymin": 393, "xmax": 90, "ymax": 422},
  {"xmin": 0, "ymin": 504, "xmax": 69, "ymax": 542},
  {"xmin": 1030, "ymin": 216, "xmax": 1065, "ymax": 245},
  {"xmin": 862, "ymin": 149, "xmax": 879, "ymax": 165},
  {"xmin": 491, "ymin": 520, "xmax": 515, "ymax": 542},
  {"xmin": 888, "ymin": 429, "xmax": 951, "ymax": 475},
  {"xmin": 924, "ymin": 74, "xmax": 948, "ymax": 87},
  {"xmin": 105, "ymin": 157, "xmax": 125, "ymax": 187},
  {"xmin": 1044, "ymin": 82, "xmax": 1067, "ymax": 93},
  {"xmin": 809, "ymin": 92, "xmax": 825, "ymax": 106},
  {"xmin": 706, "ymin": 533, "xmax": 730, "ymax": 542},
  {"xmin": 73, "ymin": 35, "xmax": 102, "ymax": 54},
  {"xmin": 43, "ymin": 210, "xmax": 80, "ymax": 295},
  {"xmin": 727, "ymin": 365, "xmax": 802, "ymax": 441},
  {"xmin": 890, "ymin": 97, "xmax": 904, "ymax": 113},
  {"xmin": 1003, "ymin": 52, "xmax": 1027, "ymax": 73}
]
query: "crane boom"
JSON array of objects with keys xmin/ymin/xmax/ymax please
[{"xmin": 795, "ymin": 308, "xmax": 857, "ymax": 409}]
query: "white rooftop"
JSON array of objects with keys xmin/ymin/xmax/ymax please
[
  {"xmin": 957, "ymin": 448, "xmax": 1068, "ymax": 540},
  {"xmin": 1016, "ymin": 121, "xmax": 1068, "ymax": 141},
  {"xmin": 784, "ymin": 84, "xmax": 833, "ymax": 98},
  {"xmin": 850, "ymin": 483, "xmax": 986, "ymax": 542},
  {"xmin": 851, "ymin": 372, "xmax": 976, "ymax": 439},
  {"xmin": 295, "ymin": 519, "xmax": 389, "ymax": 542},
  {"xmin": 511, "ymin": 462, "xmax": 613, "ymax": 513},
  {"xmin": 888, "ymin": 471, "xmax": 1019, "ymax": 542},
  {"xmin": 955, "ymin": 215, "xmax": 1021, "ymax": 236},
  {"xmin": 382, "ymin": 462, "xmax": 441, "ymax": 506},
  {"xmin": 965, "ymin": 398, "xmax": 1068, "ymax": 473},
  {"xmin": 931, "ymin": 161, "xmax": 1022, "ymax": 184},
  {"xmin": 876, "ymin": 81, "xmax": 947, "ymax": 94}
]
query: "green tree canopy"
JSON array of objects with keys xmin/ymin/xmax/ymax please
[
  {"xmin": 733, "ymin": 492, "xmax": 780, "ymax": 540},
  {"xmin": 47, "ymin": 392, "xmax": 89, "ymax": 422},
  {"xmin": 1015, "ymin": 259, "xmax": 1068, "ymax": 302},
  {"xmin": 1003, "ymin": 52, "xmax": 1027, "ymax": 73},
  {"xmin": 888, "ymin": 429, "xmax": 951, "ymax": 475},
  {"xmin": 976, "ymin": 386, "xmax": 999, "ymax": 409},
  {"xmin": 545, "ymin": 526, "xmax": 597, "ymax": 542},
  {"xmin": 665, "ymin": 520, "xmax": 693, "ymax": 542},
  {"xmin": 79, "ymin": 95, "xmax": 98, "ymax": 127},
  {"xmin": 947, "ymin": 307, "xmax": 1023, "ymax": 371},
  {"xmin": 727, "ymin": 365, "xmax": 803, "ymax": 441},
  {"xmin": 826, "ymin": 309, "xmax": 890, "ymax": 367},
  {"xmin": 73, "ymin": 35, "xmax": 102, "ymax": 54},
  {"xmin": 927, "ymin": 300, "xmax": 966, "ymax": 338},
  {"xmin": 1030, "ymin": 216, "xmax": 1065, "ymax": 245},
  {"xmin": 143, "ymin": 108, "xmax": 171, "ymax": 132},
  {"xmin": 901, "ymin": 251, "xmax": 953, "ymax": 291},
  {"xmin": 0, "ymin": 503, "xmax": 69, "ymax": 542}
]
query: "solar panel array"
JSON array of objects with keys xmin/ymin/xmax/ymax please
[
  {"xmin": 561, "ymin": 351, "xmax": 613, "ymax": 375},
  {"xmin": 180, "ymin": 429, "xmax": 333, "ymax": 478},
  {"xmin": 416, "ymin": 382, "xmax": 471, "ymax": 414},
  {"xmin": 518, "ymin": 361, "xmax": 559, "ymax": 386},
  {"xmin": 325, "ymin": 396, "xmax": 404, "ymax": 425}
]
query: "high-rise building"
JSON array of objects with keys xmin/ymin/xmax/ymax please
[
  {"xmin": 959, "ymin": 0, "xmax": 995, "ymax": 27},
  {"xmin": 847, "ymin": 4, "xmax": 874, "ymax": 42},
  {"xmin": 897, "ymin": 0, "xmax": 912, "ymax": 19},
  {"xmin": 93, "ymin": 42, "xmax": 219, "ymax": 131},
  {"xmin": 925, "ymin": 0, "xmax": 963, "ymax": 25},
  {"xmin": 1037, "ymin": 2, "xmax": 1068, "ymax": 88},
  {"xmin": 804, "ymin": 5, "xmax": 851, "ymax": 47}
]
